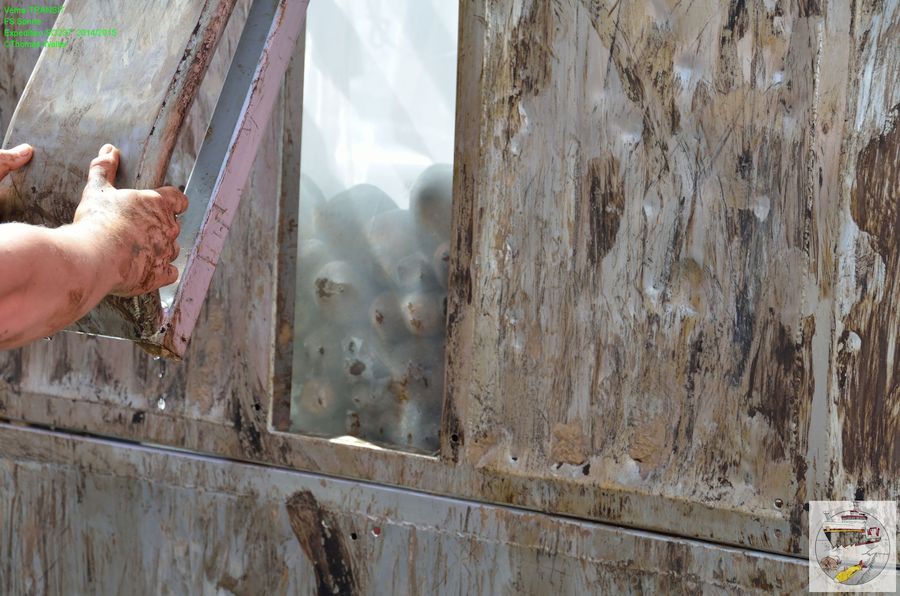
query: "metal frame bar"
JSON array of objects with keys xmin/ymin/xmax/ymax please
[
  {"xmin": 270, "ymin": 21, "xmax": 306, "ymax": 431},
  {"xmin": 155, "ymin": 0, "xmax": 309, "ymax": 357}
]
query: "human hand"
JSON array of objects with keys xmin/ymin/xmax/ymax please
[
  {"xmin": 72, "ymin": 144, "xmax": 189, "ymax": 297},
  {"xmin": 0, "ymin": 143, "xmax": 34, "ymax": 181}
]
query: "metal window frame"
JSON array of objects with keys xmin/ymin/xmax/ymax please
[{"xmin": 156, "ymin": 0, "xmax": 309, "ymax": 358}]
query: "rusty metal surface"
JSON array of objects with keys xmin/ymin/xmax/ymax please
[
  {"xmin": 0, "ymin": 0, "xmax": 896, "ymax": 565},
  {"xmin": 0, "ymin": 423, "xmax": 809, "ymax": 595},
  {"xmin": 0, "ymin": 0, "xmax": 238, "ymax": 340}
]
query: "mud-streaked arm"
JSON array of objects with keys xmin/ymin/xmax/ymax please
[
  {"xmin": 0, "ymin": 221, "xmax": 118, "ymax": 348},
  {"xmin": 0, "ymin": 144, "xmax": 188, "ymax": 350}
]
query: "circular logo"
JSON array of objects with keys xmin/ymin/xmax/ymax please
[{"xmin": 814, "ymin": 504, "xmax": 891, "ymax": 586}]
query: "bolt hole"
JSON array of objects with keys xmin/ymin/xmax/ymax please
[
  {"xmin": 582, "ymin": 463, "xmax": 591, "ymax": 476},
  {"xmin": 253, "ymin": 403, "xmax": 261, "ymax": 412},
  {"xmin": 774, "ymin": 499, "xmax": 783, "ymax": 509},
  {"xmin": 449, "ymin": 433, "xmax": 459, "ymax": 444},
  {"xmin": 350, "ymin": 532, "xmax": 358, "ymax": 541},
  {"xmin": 510, "ymin": 456, "xmax": 518, "ymax": 462}
]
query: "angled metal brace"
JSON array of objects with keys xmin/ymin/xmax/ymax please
[{"xmin": 154, "ymin": 0, "xmax": 308, "ymax": 357}]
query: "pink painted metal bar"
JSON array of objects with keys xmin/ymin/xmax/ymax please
[{"xmin": 155, "ymin": 0, "xmax": 309, "ymax": 357}]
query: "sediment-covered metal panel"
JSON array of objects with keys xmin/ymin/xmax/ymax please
[
  {"xmin": 0, "ymin": 424, "xmax": 808, "ymax": 594},
  {"xmin": 0, "ymin": 0, "xmax": 895, "ymax": 563}
]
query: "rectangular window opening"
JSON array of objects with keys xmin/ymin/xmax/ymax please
[{"xmin": 282, "ymin": 0, "xmax": 459, "ymax": 454}]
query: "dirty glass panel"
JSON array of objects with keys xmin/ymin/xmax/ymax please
[{"xmin": 289, "ymin": 0, "xmax": 458, "ymax": 452}]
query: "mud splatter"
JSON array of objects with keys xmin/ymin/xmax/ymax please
[
  {"xmin": 583, "ymin": 156, "xmax": 624, "ymax": 265},
  {"xmin": 842, "ymin": 109, "xmax": 900, "ymax": 477},
  {"xmin": 285, "ymin": 491, "xmax": 360, "ymax": 596}
]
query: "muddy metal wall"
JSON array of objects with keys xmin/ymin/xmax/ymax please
[
  {"xmin": 0, "ymin": 423, "xmax": 809, "ymax": 594},
  {"xmin": 0, "ymin": 0, "xmax": 896, "ymax": 592},
  {"xmin": 449, "ymin": 0, "xmax": 900, "ymax": 547}
]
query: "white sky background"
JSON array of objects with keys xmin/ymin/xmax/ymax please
[{"xmin": 300, "ymin": 0, "xmax": 459, "ymax": 208}]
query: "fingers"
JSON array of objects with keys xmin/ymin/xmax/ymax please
[
  {"xmin": 136, "ymin": 189, "xmax": 182, "ymax": 239},
  {"xmin": 156, "ymin": 226, "xmax": 181, "ymax": 290},
  {"xmin": 0, "ymin": 143, "xmax": 34, "ymax": 179},
  {"xmin": 126, "ymin": 189, "xmax": 182, "ymax": 295},
  {"xmin": 120, "ymin": 253, "xmax": 180, "ymax": 297},
  {"xmin": 153, "ymin": 264, "xmax": 179, "ymax": 290},
  {"xmin": 154, "ymin": 187, "xmax": 186, "ymax": 264},
  {"xmin": 138, "ymin": 187, "xmax": 187, "ymax": 222},
  {"xmin": 157, "ymin": 185, "xmax": 189, "ymax": 215},
  {"xmin": 75, "ymin": 154, "xmax": 187, "ymax": 296},
  {"xmin": 86, "ymin": 144, "xmax": 120, "ymax": 190}
]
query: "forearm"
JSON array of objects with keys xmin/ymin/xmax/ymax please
[{"xmin": 0, "ymin": 222, "xmax": 116, "ymax": 349}]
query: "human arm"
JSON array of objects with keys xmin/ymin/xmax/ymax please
[{"xmin": 0, "ymin": 144, "xmax": 188, "ymax": 349}]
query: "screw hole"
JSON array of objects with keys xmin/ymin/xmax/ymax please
[
  {"xmin": 582, "ymin": 463, "xmax": 591, "ymax": 476},
  {"xmin": 774, "ymin": 499, "xmax": 783, "ymax": 509},
  {"xmin": 449, "ymin": 433, "xmax": 459, "ymax": 444},
  {"xmin": 350, "ymin": 532, "xmax": 358, "ymax": 541}
]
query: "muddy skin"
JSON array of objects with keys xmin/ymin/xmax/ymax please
[{"xmin": 72, "ymin": 145, "xmax": 187, "ymax": 297}]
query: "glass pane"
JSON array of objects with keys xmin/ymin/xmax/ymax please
[{"xmin": 290, "ymin": 0, "xmax": 458, "ymax": 453}]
